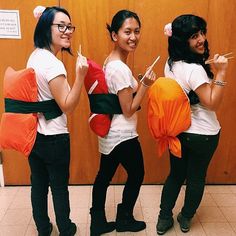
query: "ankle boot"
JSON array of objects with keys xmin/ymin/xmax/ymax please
[
  {"xmin": 177, "ymin": 212, "xmax": 191, "ymax": 233},
  {"xmin": 90, "ymin": 208, "xmax": 116, "ymax": 236},
  {"xmin": 116, "ymin": 203, "xmax": 146, "ymax": 232}
]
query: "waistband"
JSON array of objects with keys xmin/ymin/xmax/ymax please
[{"xmin": 36, "ymin": 132, "xmax": 69, "ymax": 140}]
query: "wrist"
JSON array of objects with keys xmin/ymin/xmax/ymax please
[
  {"xmin": 213, "ymin": 80, "xmax": 227, "ymax": 86},
  {"xmin": 141, "ymin": 81, "xmax": 150, "ymax": 88},
  {"xmin": 217, "ymin": 70, "xmax": 226, "ymax": 77}
]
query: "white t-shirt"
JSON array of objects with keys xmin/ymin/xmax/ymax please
[
  {"xmin": 164, "ymin": 61, "xmax": 220, "ymax": 135},
  {"xmin": 98, "ymin": 60, "xmax": 139, "ymax": 154},
  {"xmin": 27, "ymin": 48, "xmax": 69, "ymax": 135}
]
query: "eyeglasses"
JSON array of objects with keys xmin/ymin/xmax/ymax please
[{"xmin": 52, "ymin": 23, "xmax": 76, "ymax": 33}]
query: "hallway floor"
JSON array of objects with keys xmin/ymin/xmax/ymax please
[{"xmin": 0, "ymin": 185, "xmax": 236, "ymax": 235}]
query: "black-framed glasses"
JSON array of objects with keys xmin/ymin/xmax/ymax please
[{"xmin": 52, "ymin": 24, "xmax": 76, "ymax": 33}]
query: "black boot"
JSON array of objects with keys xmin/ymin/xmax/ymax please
[
  {"xmin": 38, "ymin": 223, "xmax": 53, "ymax": 236},
  {"xmin": 58, "ymin": 222, "xmax": 77, "ymax": 236},
  {"xmin": 156, "ymin": 216, "xmax": 173, "ymax": 235},
  {"xmin": 116, "ymin": 203, "xmax": 146, "ymax": 232},
  {"xmin": 90, "ymin": 208, "xmax": 116, "ymax": 236},
  {"xmin": 177, "ymin": 212, "xmax": 191, "ymax": 233}
]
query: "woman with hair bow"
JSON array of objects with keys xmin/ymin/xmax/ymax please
[
  {"xmin": 27, "ymin": 6, "xmax": 88, "ymax": 236},
  {"xmin": 156, "ymin": 15, "xmax": 229, "ymax": 235}
]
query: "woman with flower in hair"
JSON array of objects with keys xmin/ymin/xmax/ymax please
[
  {"xmin": 156, "ymin": 14, "xmax": 229, "ymax": 235},
  {"xmin": 27, "ymin": 6, "xmax": 88, "ymax": 235}
]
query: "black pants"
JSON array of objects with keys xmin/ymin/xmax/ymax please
[
  {"xmin": 28, "ymin": 132, "xmax": 72, "ymax": 234},
  {"xmin": 159, "ymin": 132, "xmax": 220, "ymax": 219},
  {"xmin": 92, "ymin": 137, "xmax": 145, "ymax": 212}
]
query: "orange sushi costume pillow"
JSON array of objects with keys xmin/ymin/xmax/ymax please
[
  {"xmin": 0, "ymin": 67, "xmax": 62, "ymax": 157},
  {"xmin": 147, "ymin": 77, "xmax": 191, "ymax": 158},
  {"xmin": 0, "ymin": 67, "xmax": 38, "ymax": 157}
]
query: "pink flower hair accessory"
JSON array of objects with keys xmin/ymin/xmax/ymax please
[
  {"xmin": 33, "ymin": 6, "xmax": 46, "ymax": 20},
  {"xmin": 164, "ymin": 23, "xmax": 172, "ymax": 37}
]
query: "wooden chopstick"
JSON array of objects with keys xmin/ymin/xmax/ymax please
[
  {"xmin": 140, "ymin": 56, "xmax": 160, "ymax": 82},
  {"xmin": 221, "ymin": 52, "xmax": 233, "ymax": 57},
  {"xmin": 205, "ymin": 52, "xmax": 234, "ymax": 64},
  {"xmin": 77, "ymin": 44, "xmax": 82, "ymax": 56}
]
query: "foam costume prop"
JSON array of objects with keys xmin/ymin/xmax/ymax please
[
  {"xmin": 0, "ymin": 67, "xmax": 62, "ymax": 157},
  {"xmin": 84, "ymin": 59, "xmax": 122, "ymax": 137},
  {"xmin": 147, "ymin": 77, "xmax": 191, "ymax": 158}
]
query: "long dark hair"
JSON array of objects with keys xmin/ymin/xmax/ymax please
[
  {"xmin": 106, "ymin": 9, "xmax": 141, "ymax": 41},
  {"xmin": 168, "ymin": 14, "xmax": 213, "ymax": 79},
  {"xmin": 34, "ymin": 6, "xmax": 72, "ymax": 54}
]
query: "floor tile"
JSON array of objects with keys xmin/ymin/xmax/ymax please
[
  {"xmin": 0, "ymin": 209, "xmax": 6, "ymax": 222},
  {"xmin": 205, "ymin": 185, "xmax": 233, "ymax": 194},
  {"xmin": 197, "ymin": 206, "xmax": 227, "ymax": 223},
  {"xmin": 201, "ymin": 222, "xmax": 236, "ymax": 236},
  {"xmin": 229, "ymin": 186, "xmax": 236, "ymax": 193},
  {"xmin": 0, "ymin": 185, "xmax": 236, "ymax": 235},
  {"xmin": 0, "ymin": 186, "xmax": 19, "ymax": 195},
  {"xmin": 220, "ymin": 207, "xmax": 236, "ymax": 222},
  {"xmin": 175, "ymin": 221, "xmax": 206, "ymax": 236},
  {"xmin": 0, "ymin": 225, "xmax": 28, "ymax": 236},
  {"xmin": 142, "ymin": 207, "xmax": 158, "ymax": 223},
  {"xmin": 230, "ymin": 222, "xmax": 236, "ymax": 234},
  {"xmin": 200, "ymin": 193, "xmax": 217, "ymax": 207},
  {"xmin": 210, "ymin": 193, "xmax": 236, "ymax": 206},
  {"xmin": 0, "ymin": 195, "xmax": 15, "ymax": 209},
  {"xmin": 0, "ymin": 208, "xmax": 31, "ymax": 226}
]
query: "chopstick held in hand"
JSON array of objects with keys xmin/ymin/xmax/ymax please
[
  {"xmin": 140, "ymin": 56, "xmax": 160, "ymax": 82},
  {"xmin": 205, "ymin": 52, "xmax": 234, "ymax": 64}
]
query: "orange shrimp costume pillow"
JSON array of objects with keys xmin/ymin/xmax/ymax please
[
  {"xmin": 84, "ymin": 59, "xmax": 111, "ymax": 137},
  {"xmin": 0, "ymin": 67, "xmax": 38, "ymax": 157},
  {"xmin": 147, "ymin": 77, "xmax": 191, "ymax": 158}
]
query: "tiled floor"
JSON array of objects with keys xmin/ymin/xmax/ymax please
[{"xmin": 0, "ymin": 185, "xmax": 236, "ymax": 236}]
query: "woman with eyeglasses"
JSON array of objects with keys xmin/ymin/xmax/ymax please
[{"xmin": 26, "ymin": 6, "xmax": 88, "ymax": 236}]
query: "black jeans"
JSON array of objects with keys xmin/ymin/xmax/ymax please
[
  {"xmin": 159, "ymin": 132, "xmax": 220, "ymax": 219},
  {"xmin": 28, "ymin": 132, "xmax": 72, "ymax": 234},
  {"xmin": 92, "ymin": 137, "xmax": 145, "ymax": 212}
]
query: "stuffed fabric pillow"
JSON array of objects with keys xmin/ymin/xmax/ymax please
[
  {"xmin": 84, "ymin": 59, "xmax": 111, "ymax": 137},
  {"xmin": 0, "ymin": 67, "xmax": 38, "ymax": 157},
  {"xmin": 147, "ymin": 77, "xmax": 191, "ymax": 158}
]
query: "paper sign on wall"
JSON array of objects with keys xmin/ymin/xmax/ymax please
[{"xmin": 0, "ymin": 10, "xmax": 21, "ymax": 39}]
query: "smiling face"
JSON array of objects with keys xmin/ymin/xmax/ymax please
[
  {"xmin": 51, "ymin": 12, "xmax": 74, "ymax": 54},
  {"xmin": 112, "ymin": 17, "xmax": 141, "ymax": 53},
  {"xmin": 188, "ymin": 30, "xmax": 206, "ymax": 55}
]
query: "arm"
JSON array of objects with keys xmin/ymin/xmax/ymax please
[
  {"xmin": 49, "ymin": 54, "xmax": 88, "ymax": 114},
  {"xmin": 118, "ymin": 70, "xmax": 156, "ymax": 118},
  {"xmin": 194, "ymin": 54, "xmax": 228, "ymax": 111}
]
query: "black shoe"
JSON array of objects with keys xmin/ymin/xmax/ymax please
[
  {"xmin": 59, "ymin": 222, "xmax": 77, "ymax": 236},
  {"xmin": 116, "ymin": 204, "xmax": 146, "ymax": 232},
  {"xmin": 68, "ymin": 223, "xmax": 77, "ymax": 235},
  {"xmin": 38, "ymin": 223, "xmax": 53, "ymax": 236},
  {"xmin": 156, "ymin": 216, "xmax": 173, "ymax": 235},
  {"xmin": 90, "ymin": 208, "xmax": 116, "ymax": 236},
  {"xmin": 177, "ymin": 212, "xmax": 191, "ymax": 233},
  {"xmin": 116, "ymin": 217, "xmax": 146, "ymax": 232}
]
